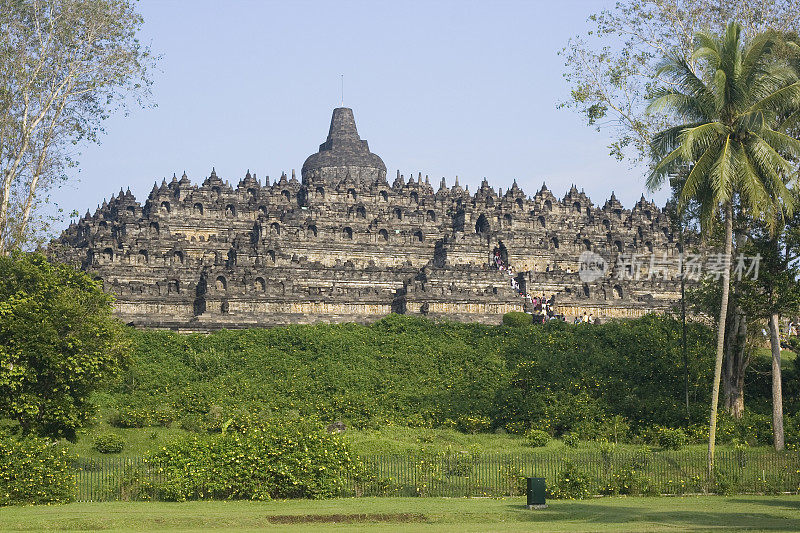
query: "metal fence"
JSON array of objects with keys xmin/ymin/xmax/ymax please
[{"xmin": 72, "ymin": 449, "xmax": 800, "ymax": 501}]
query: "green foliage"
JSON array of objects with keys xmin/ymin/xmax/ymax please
[
  {"xmin": 654, "ymin": 427, "xmax": 687, "ymax": 450},
  {"xmin": 502, "ymin": 312, "xmax": 532, "ymax": 327},
  {"xmin": 0, "ymin": 435, "xmax": 74, "ymax": 505},
  {"xmin": 144, "ymin": 417, "xmax": 356, "ymax": 501},
  {"xmin": 526, "ymin": 429, "xmax": 550, "ymax": 447},
  {"xmin": 0, "ymin": 253, "xmax": 128, "ymax": 440},
  {"xmin": 456, "ymin": 415, "xmax": 491, "ymax": 434},
  {"xmin": 563, "ymin": 433, "xmax": 580, "ymax": 447},
  {"xmin": 107, "ymin": 314, "xmax": 724, "ymax": 442},
  {"xmin": 109, "ymin": 406, "xmax": 153, "ymax": 429},
  {"xmin": 93, "ymin": 433, "xmax": 124, "ymax": 454},
  {"xmin": 548, "ymin": 461, "xmax": 593, "ymax": 499}
]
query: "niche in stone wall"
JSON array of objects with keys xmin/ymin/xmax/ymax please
[
  {"xmin": 410, "ymin": 191, "xmax": 419, "ymax": 204},
  {"xmin": 347, "ymin": 188, "xmax": 357, "ymax": 201},
  {"xmin": 316, "ymin": 186, "xmax": 325, "ymax": 200},
  {"xmin": 613, "ymin": 284, "xmax": 623, "ymax": 299},
  {"xmin": 380, "ymin": 190, "xmax": 388, "ymax": 202},
  {"xmin": 426, "ymin": 210, "xmax": 436, "ymax": 222},
  {"xmin": 226, "ymin": 250, "xmax": 236, "ymax": 267},
  {"xmin": 356, "ymin": 206, "xmax": 366, "ymax": 219},
  {"xmin": 172, "ymin": 250, "xmax": 184, "ymax": 264},
  {"xmin": 515, "ymin": 198, "xmax": 524, "ymax": 210},
  {"xmin": 254, "ymin": 277, "xmax": 266, "ymax": 292},
  {"xmin": 379, "ymin": 229, "xmax": 389, "ymax": 241},
  {"xmin": 266, "ymin": 250, "xmax": 276, "ymax": 264},
  {"xmin": 583, "ymin": 283, "xmax": 590, "ymax": 297},
  {"xmin": 225, "ymin": 204, "xmax": 237, "ymax": 217},
  {"xmin": 475, "ymin": 213, "xmax": 490, "ymax": 234},
  {"xmin": 538, "ymin": 215, "xmax": 546, "ymax": 229},
  {"xmin": 215, "ymin": 276, "xmax": 227, "ymax": 291},
  {"xmin": 193, "ymin": 203, "xmax": 204, "ymax": 215},
  {"xmin": 550, "ymin": 236, "xmax": 559, "ymax": 249},
  {"xmin": 573, "ymin": 201, "xmax": 581, "ymax": 214},
  {"xmin": 258, "ymin": 205, "xmax": 267, "ymax": 216},
  {"xmin": 602, "ymin": 219, "xmax": 610, "ymax": 230},
  {"xmin": 614, "ymin": 208, "xmax": 622, "ymax": 218},
  {"xmin": 306, "ymin": 225, "xmax": 318, "ymax": 238},
  {"xmin": 212, "ymin": 186, "xmax": 221, "ymax": 200},
  {"xmin": 393, "ymin": 208, "xmax": 403, "ymax": 220},
  {"xmin": 545, "ymin": 199, "xmax": 553, "ymax": 211},
  {"xmin": 281, "ymin": 190, "xmax": 291, "ymax": 202},
  {"xmin": 504, "ymin": 214, "xmax": 512, "ymax": 225},
  {"xmin": 149, "ymin": 222, "xmax": 159, "ymax": 235},
  {"xmin": 221, "ymin": 300, "xmax": 230, "ymax": 314},
  {"xmin": 614, "ymin": 240, "xmax": 623, "ymax": 252},
  {"xmin": 645, "ymin": 241, "xmax": 653, "ymax": 252},
  {"xmin": 137, "ymin": 250, "xmax": 148, "ymax": 264},
  {"xmin": 434, "ymin": 241, "xmax": 447, "ymax": 267},
  {"xmin": 644, "ymin": 209, "xmax": 652, "ymax": 220},
  {"xmin": 247, "ymin": 188, "xmax": 257, "ymax": 200},
  {"xmin": 486, "ymin": 197, "xmax": 495, "ymax": 207},
  {"xmin": 126, "ymin": 206, "xmax": 135, "ymax": 216},
  {"xmin": 342, "ymin": 227, "xmax": 353, "ymax": 239},
  {"xmin": 582, "ymin": 239, "xmax": 591, "ymax": 251},
  {"xmin": 168, "ymin": 279, "xmax": 180, "ymax": 294},
  {"xmin": 100, "ymin": 248, "xmax": 113, "ymax": 262},
  {"xmin": 161, "ymin": 201, "xmax": 171, "ymax": 213},
  {"xmin": 413, "ymin": 230, "xmax": 424, "ymax": 242},
  {"xmin": 270, "ymin": 222, "xmax": 280, "ymax": 235}
]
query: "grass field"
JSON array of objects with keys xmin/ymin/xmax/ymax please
[{"xmin": 2, "ymin": 495, "xmax": 799, "ymax": 532}]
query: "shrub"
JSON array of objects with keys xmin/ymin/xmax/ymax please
[
  {"xmin": 563, "ymin": 433, "xmax": 579, "ymax": 447},
  {"xmin": 0, "ymin": 436, "xmax": 74, "ymax": 505},
  {"xmin": 526, "ymin": 429, "xmax": 550, "ymax": 447},
  {"xmin": 502, "ymin": 312, "xmax": 532, "ymax": 327},
  {"xmin": 457, "ymin": 415, "xmax": 491, "ymax": 434},
  {"xmin": 656, "ymin": 427, "xmax": 687, "ymax": 450},
  {"xmin": 110, "ymin": 406, "xmax": 151, "ymax": 428},
  {"xmin": 93, "ymin": 433, "xmax": 125, "ymax": 454},
  {"xmin": 548, "ymin": 461, "xmax": 594, "ymax": 499},
  {"xmin": 144, "ymin": 418, "xmax": 356, "ymax": 501}
]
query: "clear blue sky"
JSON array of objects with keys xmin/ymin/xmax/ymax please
[{"xmin": 58, "ymin": 0, "xmax": 664, "ymax": 229}]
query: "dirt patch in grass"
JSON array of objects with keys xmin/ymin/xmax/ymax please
[{"xmin": 267, "ymin": 513, "xmax": 427, "ymax": 524}]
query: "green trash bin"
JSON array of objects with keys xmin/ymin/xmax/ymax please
[{"xmin": 526, "ymin": 477, "xmax": 546, "ymax": 509}]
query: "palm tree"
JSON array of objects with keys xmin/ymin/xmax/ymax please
[{"xmin": 647, "ymin": 22, "xmax": 800, "ymax": 475}]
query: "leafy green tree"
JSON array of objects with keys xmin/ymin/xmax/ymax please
[
  {"xmin": 738, "ymin": 213, "xmax": 800, "ymax": 450},
  {"xmin": 0, "ymin": 0, "xmax": 154, "ymax": 252},
  {"xmin": 559, "ymin": 0, "xmax": 800, "ymax": 163},
  {"xmin": 647, "ymin": 22, "xmax": 800, "ymax": 472},
  {"xmin": 0, "ymin": 252, "xmax": 127, "ymax": 440}
]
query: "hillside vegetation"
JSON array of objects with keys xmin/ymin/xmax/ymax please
[{"xmin": 95, "ymin": 313, "xmax": 799, "ymax": 446}]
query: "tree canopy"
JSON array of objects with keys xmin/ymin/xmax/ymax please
[
  {"xmin": 0, "ymin": 252, "xmax": 127, "ymax": 440},
  {"xmin": 0, "ymin": 0, "xmax": 154, "ymax": 253}
]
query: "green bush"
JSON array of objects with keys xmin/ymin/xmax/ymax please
[
  {"xmin": 144, "ymin": 418, "xmax": 356, "ymax": 501},
  {"xmin": 457, "ymin": 415, "xmax": 491, "ymax": 434},
  {"xmin": 0, "ymin": 436, "xmax": 74, "ymax": 505},
  {"xmin": 502, "ymin": 312, "xmax": 532, "ymax": 327},
  {"xmin": 563, "ymin": 433, "xmax": 579, "ymax": 447},
  {"xmin": 526, "ymin": 429, "xmax": 550, "ymax": 447},
  {"xmin": 93, "ymin": 433, "xmax": 125, "ymax": 454},
  {"xmin": 548, "ymin": 461, "xmax": 594, "ymax": 499},
  {"xmin": 656, "ymin": 427, "xmax": 687, "ymax": 450},
  {"xmin": 110, "ymin": 406, "xmax": 152, "ymax": 428}
]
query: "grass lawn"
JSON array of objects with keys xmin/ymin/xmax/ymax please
[{"xmin": 2, "ymin": 495, "xmax": 800, "ymax": 532}]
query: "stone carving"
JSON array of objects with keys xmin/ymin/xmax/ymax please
[{"xmin": 51, "ymin": 108, "xmax": 686, "ymax": 330}]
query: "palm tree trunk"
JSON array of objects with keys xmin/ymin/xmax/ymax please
[
  {"xmin": 708, "ymin": 202, "xmax": 734, "ymax": 476},
  {"xmin": 769, "ymin": 313, "xmax": 785, "ymax": 451}
]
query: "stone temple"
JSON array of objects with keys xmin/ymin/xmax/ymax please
[{"xmin": 52, "ymin": 107, "xmax": 684, "ymax": 330}]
